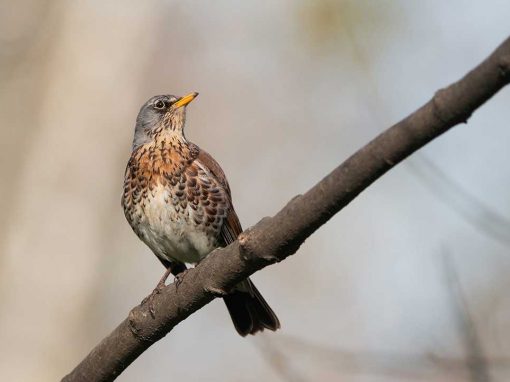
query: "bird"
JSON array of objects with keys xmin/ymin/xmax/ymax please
[{"xmin": 122, "ymin": 92, "xmax": 280, "ymax": 336}]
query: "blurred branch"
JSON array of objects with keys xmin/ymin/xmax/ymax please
[
  {"xmin": 442, "ymin": 251, "xmax": 491, "ymax": 382},
  {"xmin": 62, "ymin": 36, "xmax": 510, "ymax": 382},
  {"xmin": 254, "ymin": 337, "xmax": 308, "ymax": 382},
  {"xmin": 261, "ymin": 334, "xmax": 510, "ymax": 380},
  {"xmin": 410, "ymin": 157, "xmax": 510, "ymax": 246}
]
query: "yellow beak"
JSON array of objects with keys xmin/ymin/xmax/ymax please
[{"xmin": 174, "ymin": 92, "xmax": 199, "ymax": 108}]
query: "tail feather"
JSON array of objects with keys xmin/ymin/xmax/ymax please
[{"xmin": 223, "ymin": 279, "xmax": 280, "ymax": 336}]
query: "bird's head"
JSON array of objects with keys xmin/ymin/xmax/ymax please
[{"xmin": 132, "ymin": 92, "xmax": 198, "ymax": 149}]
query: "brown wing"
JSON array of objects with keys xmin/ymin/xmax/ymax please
[{"xmin": 197, "ymin": 149, "xmax": 243, "ymax": 245}]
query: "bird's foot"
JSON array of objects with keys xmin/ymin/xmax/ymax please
[
  {"xmin": 141, "ymin": 285, "xmax": 163, "ymax": 318},
  {"xmin": 174, "ymin": 269, "xmax": 190, "ymax": 289},
  {"xmin": 141, "ymin": 267, "xmax": 173, "ymax": 318}
]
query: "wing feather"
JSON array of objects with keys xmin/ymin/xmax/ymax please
[{"xmin": 197, "ymin": 149, "xmax": 243, "ymax": 244}]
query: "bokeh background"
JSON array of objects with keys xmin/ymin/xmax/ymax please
[{"xmin": 2, "ymin": 1, "xmax": 510, "ymax": 381}]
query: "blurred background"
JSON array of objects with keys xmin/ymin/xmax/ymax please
[{"xmin": 1, "ymin": 1, "xmax": 510, "ymax": 381}]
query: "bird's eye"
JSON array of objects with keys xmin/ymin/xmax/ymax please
[{"xmin": 154, "ymin": 100, "xmax": 166, "ymax": 110}]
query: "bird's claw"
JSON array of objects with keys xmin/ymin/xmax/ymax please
[
  {"xmin": 174, "ymin": 269, "xmax": 190, "ymax": 289},
  {"xmin": 141, "ymin": 283, "xmax": 164, "ymax": 318}
]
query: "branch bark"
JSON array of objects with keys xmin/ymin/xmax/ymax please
[{"xmin": 62, "ymin": 37, "xmax": 510, "ymax": 382}]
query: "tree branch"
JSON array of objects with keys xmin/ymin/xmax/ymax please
[{"xmin": 62, "ymin": 36, "xmax": 510, "ymax": 382}]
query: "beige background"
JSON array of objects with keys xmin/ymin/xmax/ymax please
[{"xmin": 2, "ymin": 1, "xmax": 510, "ymax": 381}]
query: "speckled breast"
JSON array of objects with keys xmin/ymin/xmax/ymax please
[{"xmin": 122, "ymin": 136, "xmax": 230, "ymax": 264}]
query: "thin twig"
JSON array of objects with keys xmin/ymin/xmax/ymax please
[
  {"xmin": 264, "ymin": 334, "xmax": 510, "ymax": 379},
  {"xmin": 442, "ymin": 251, "xmax": 491, "ymax": 382},
  {"xmin": 254, "ymin": 336, "xmax": 308, "ymax": 382},
  {"xmin": 410, "ymin": 157, "xmax": 510, "ymax": 246}
]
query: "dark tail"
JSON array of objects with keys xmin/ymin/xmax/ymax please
[{"xmin": 223, "ymin": 278, "xmax": 280, "ymax": 336}]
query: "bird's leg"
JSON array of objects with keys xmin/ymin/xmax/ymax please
[
  {"xmin": 174, "ymin": 268, "xmax": 190, "ymax": 289},
  {"xmin": 156, "ymin": 266, "xmax": 173, "ymax": 289},
  {"xmin": 171, "ymin": 261, "xmax": 189, "ymax": 289},
  {"xmin": 141, "ymin": 266, "xmax": 173, "ymax": 318}
]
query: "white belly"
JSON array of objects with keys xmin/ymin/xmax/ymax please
[{"xmin": 134, "ymin": 184, "xmax": 218, "ymax": 264}]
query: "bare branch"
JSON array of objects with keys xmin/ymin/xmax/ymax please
[{"xmin": 62, "ymin": 37, "xmax": 510, "ymax": 382}]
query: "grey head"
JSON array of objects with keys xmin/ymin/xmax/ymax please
[{"xmin": 132, "ymin": 92, "xmax": 198, "ymax": 149}]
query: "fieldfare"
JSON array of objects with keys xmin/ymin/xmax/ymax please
[{"xmin": 122, "ymin": 92, "xmax": 280, "ymax": 336}]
